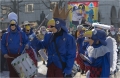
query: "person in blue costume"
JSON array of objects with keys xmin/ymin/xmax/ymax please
[
  {"xmin": 22, "ymin": 21, "xmax": 38, "ymax": 66},
  {"xmin": 76, "ymin": 25, "xmax": 86, "ymax": 74},
  {"xmin": 30, "ymin": 4, "xmax": 76, "ymax": 78},
  {"xmin": 22, "ymin": 21, "xmax": 34, "ymax": 37},
  {"xmin": 1, "ymin": 12, "xmax": 29, "ymax": 78},
  {"xmin": 22, "ymin": 21, "xmax": 36, "ymax": 49},
  {"xmin": 81, "ymin": 29, "xmax": 110, "ymax": 78}
]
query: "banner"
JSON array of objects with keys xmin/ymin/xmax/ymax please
[{"xmin": 68, "ymin": 1, "xmax": 98, "ymax": 31}]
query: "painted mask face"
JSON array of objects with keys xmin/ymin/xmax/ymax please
[
  {"xmin": 47, "ymin": 19, "xmax": 58, "ymax": 33},
  {"xmin": 41, "ymin": 28, "xmax": 46, "ymax": 35},
  {"xmin": 48, "ymin": 25, "xmax": 57, "ymax": 33},
  {"xmin": 10, "ymin": 24, "xmax": 16, "ymax": 31},
  {"xmin": 25, "ymin": 24, "xmax": 30, "ymax": 33}
]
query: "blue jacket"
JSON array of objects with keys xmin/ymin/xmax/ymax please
[
  {"xmin": 22, "ymin": 28, "xmax": 36, "ymax": 49},
  {"xmin": 22, "ymin": 28, "xmax": 33, "ymax": 37},
  {"xmin": 77, "ymin": 37, "xmax": 85, "ymax": 54},
  {"xmin": 1, "ymin": 27, "xmax": 29, "ymax": 55},
  {"xmin": 84, "ymin": 44, "xmax": 110, "ymax": 78},
  {"xmin": 31, "ymin": 32, "xmax": 76, "ymax": 74}
]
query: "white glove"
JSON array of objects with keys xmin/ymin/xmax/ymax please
[{"xmin": 29, "ymin": 33, "xmax": 36, "ymax": 41}]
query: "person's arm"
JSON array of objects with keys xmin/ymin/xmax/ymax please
[
  {"xmin": 63, "ymin": 35, "xmax": 76, "ymax": 75},
  {"xmin": 30, "ymin": 33, "xmax": 50, "ymax": 50},
  {"xmin": 1, "ymin": 33, "xmax": 8, "ymax": 55},
  {"xmin": 100, "ymin": 52, "xmax": 110, "ymax": 77}
]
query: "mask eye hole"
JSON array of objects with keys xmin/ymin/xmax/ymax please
[{"xmin": 56, "ymin": 21, "xmax": 59, "ymax": 24}]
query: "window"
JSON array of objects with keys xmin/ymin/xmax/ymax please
[{"xmin": 25, "ymin": 4, "xmax": 34, "ymax": 12}]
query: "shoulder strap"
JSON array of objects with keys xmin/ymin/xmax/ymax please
[
  {"xmin": 6, "ymin": 32, "xmax": 10, "ymax": 47},
  {"xmin": 53, "ymin": 40, "xmax": 65, "ymax": 71}
]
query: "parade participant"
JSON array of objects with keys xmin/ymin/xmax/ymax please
[
  {"xmin": 30, "ymin": 4, "xmax": 76, "ymax": 77},
  {"xmin": 75, "ymin": 25, "xmax": 86, "ymax": 74},
  {"xmin": 82, "ymin": 29, "xmax": 110, "ymax": 78},
  {"xmin": 22, "ymin": 21, "xmax": 34, "ymax": 37},
  {"xmin": 22, "ymin": 21, "xmax": 37, "ymax": 66},
  {"xmin": 90, "ymin": 23, "xmax": 118, "ymax": 78},
  {"xmin": 0, "ymin": 29, "xmax": 8, "ymax": 73},
  {"xmin": 1, "ymin": 12, "xmax": 30, "ymax": 78},
  {"xmin": 108, "ymin": 25, "xmax": 117, "ymax": 40},
  {"xmin": 36, "ymin": 26, "xmax": 47, "ymax": 64}
]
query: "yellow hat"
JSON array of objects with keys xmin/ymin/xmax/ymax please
[
  {"xmin": 25, "ymin": 25, "xmax": 30, "ymax": 30},
  {"xmin": 47, "ymin": 19, "xmax": 55, "ymax": 26},
  {"xmin": 77, "ymin": 31, "xmax": 80, "ymax": 38},
  {"xmin": 82, "ymin": 27, "xmax": 86, "ymax": 31},
  {"xmin": 10, "ymin": 20, "xmax": 16, "ymax": 24},
  {"xmin": 83, "ymin": 30, "xmax": 92, "ymax": 37}
]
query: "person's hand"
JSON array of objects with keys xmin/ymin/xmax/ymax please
[
  {"xmin": 4, "ymin": 54, "xmax": 14, "ymax": 58},
  {"xmin": 80, "ymin": 54, "xmax": 86, "ymax": 60},
  {"xmin": 29, "ymin": 33, "xmax": 36, "ymax": 41},
  {"xmin": 63, "ymin": 73, "xmax": 71, "ymax": 77},
  {"xmin": 25, "ymin": 44, "xmax": 29, "ymax": 49}
]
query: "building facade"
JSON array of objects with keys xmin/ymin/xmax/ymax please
[{"xmin": 0, "ymin": 0, "xmax": 120, "ymax": 29}]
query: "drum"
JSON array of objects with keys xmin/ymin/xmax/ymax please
[{"xmin": 11, "ymin": 53, "xmax": 37, "ymax": 78}]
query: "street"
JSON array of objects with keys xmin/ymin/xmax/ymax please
[{"xmin": 1, "ymin": 57, "xmax": 120, "ymax": 78}]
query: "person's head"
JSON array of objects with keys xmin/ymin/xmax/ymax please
[
  {"xmin": 77, "ymin": 25, "xmax": 83, "ymax": 32},
  {"xmin": 40, "ymin": 26, "xmax": 46, "ymax": 35},
  {"xmin": 110, "ymin": 25, "xmax": 116, "ymax": 35},
  {"xmin": 23, "ymin": 21, "xmax": 31, "ymax": 33},
  {"xmin": 84, "ymin": 29, "xmax": 107, "ymax": 46},
  {"xmin": 10, "ymin": 20, "xmax": 17, "ymax": 31},
  {"xmin": 8, "ymin": 12, "xmax": 21, "ymax": 32},
  {"xmin": 47, "ymin": 4, "xmax": 70, "ymax": 33},
  {"xmin": 42, "ymin": 11, "xmax": 44, "ymax": 13},
  {"xmin": 72, "ymin": 6, "xmax": 80, "ymax": 13}
]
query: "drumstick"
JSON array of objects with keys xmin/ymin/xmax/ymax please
[
  {"xmin": 4, "ymin": 54, "xmax": 14, "ymax": 58},
  {"xmin": 35, "ymin": 14, "xmax": 49, "ymax": 33},
  {"xmin": 21, "ymin": 48, "xmax": 26, "ymax": 54}
]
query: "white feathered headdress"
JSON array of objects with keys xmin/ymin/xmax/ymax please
[
  {"xmin": 92, "ymin": 23, "xmax": 111, "ymax": 30},
  {"xmin": 106, "ymin": 36, "xmax": 118, "ymax": 74},
  {"xmin": 8, "ymin": 12, "xmax": 18, "ymax": 22}
]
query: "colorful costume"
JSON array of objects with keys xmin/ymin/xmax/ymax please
[
  {"xmin": 22, "ymin": 21, "xmax": 37, "ymax": 66},
  {"xmin": 83, "ymin": 29, "xmax": 110, "ymax": 78},
  {"xmin": 1, "ymin": 12, "xmax": 29, "ymax": 78},
  {"xmin": 75, "ymin": 25, "xmax": 86, "ymax": 74},
  {"xmin": 31, "ymin": 4, "xmax": 76, "ymax": 77}
]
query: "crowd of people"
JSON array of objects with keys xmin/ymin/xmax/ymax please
[{"xmin": 0, "ymin": 3, "xmax": 120, "ymax": 78}]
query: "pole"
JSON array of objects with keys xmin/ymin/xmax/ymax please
[{"xmin": 17, "ymin": 0, "xmax": 19, "ymax": 24}]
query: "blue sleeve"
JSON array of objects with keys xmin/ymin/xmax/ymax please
[
  {"xmin": 77, "ymin": 37, "xmax": 85, "ymax": 54},
  {"xmin": 21, "ymin": 32, "xmax": 30, "ymax": 46},
  {"xmin": 63, "ymin": 36, "xmax": 76, "ymax": 74},
  {"xmin": 100, "ymin": 52, "xmax": 110, "ymax": 78},
  {"xmin": 30, "ymin": 34, "xmax": 48, "ymax": 49},
  {"xmin": 1, "ymin": 33, "xmax": 8, "ymax": 55}
]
